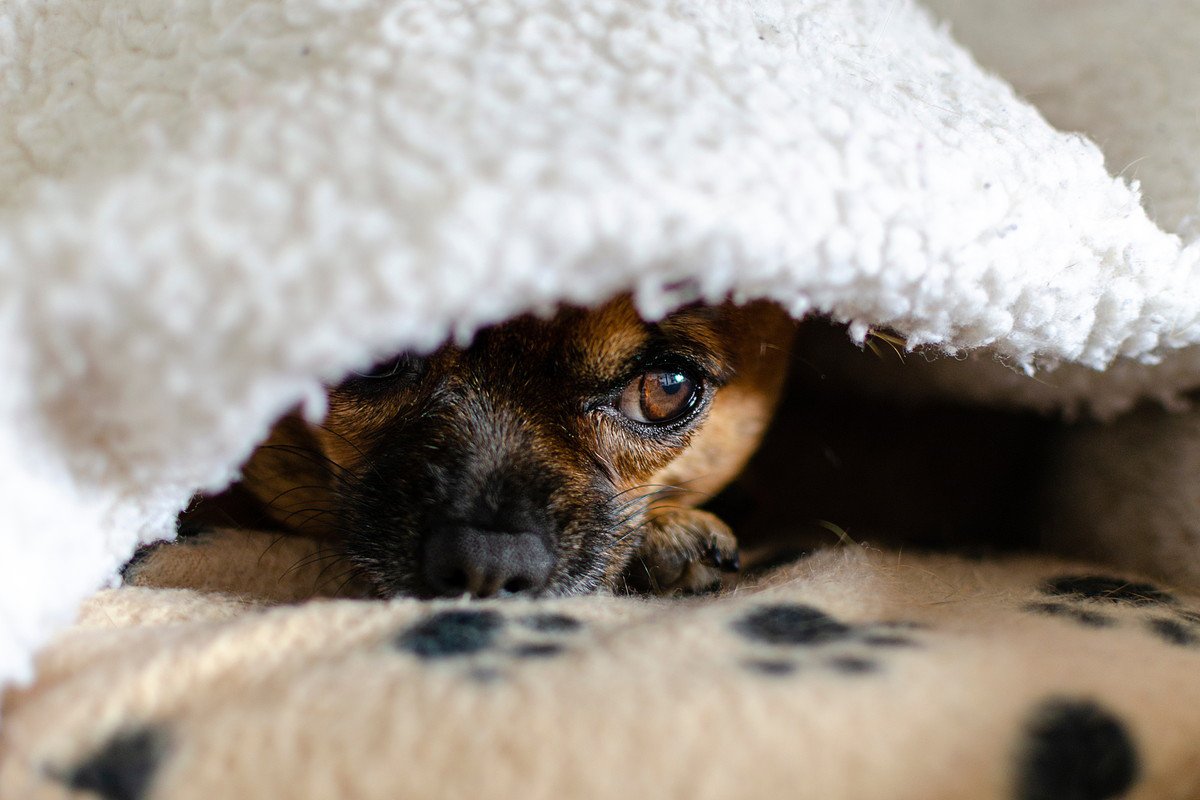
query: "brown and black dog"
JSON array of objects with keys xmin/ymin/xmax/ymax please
[{"xmin": 225, "ymin": 296, "xmax": 795, "ymax": 598}]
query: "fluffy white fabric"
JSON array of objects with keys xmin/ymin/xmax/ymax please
[{"xmin": 1, "ymin": 0, "xmax": 1198, "ymax": 687}]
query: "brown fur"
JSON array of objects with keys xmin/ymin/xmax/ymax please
[{"xmin": 230, "ymin": 296, "xmax": 794, "ymax": 597}]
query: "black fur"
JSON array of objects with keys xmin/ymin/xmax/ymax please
[{"xmin": 338, "ymin": 386, "xmax": 615, "ymax": 597}]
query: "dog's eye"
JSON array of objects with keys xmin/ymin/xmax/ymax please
[
  {"xmin": 617, "ymin": 370, "xmax": 701, "ymax": 425},
  {"xmin": 348, "ymin": 354, "xmax": 424, "ymax": 384}
]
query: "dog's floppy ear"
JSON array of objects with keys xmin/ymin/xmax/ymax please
[{"xmin": 238, "ymin": 412, "xmax": 339, "ymax": 533}]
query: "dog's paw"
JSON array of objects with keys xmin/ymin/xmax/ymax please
[
  {"xmin": 122, "ymin": 527, "xmax": 374, "ymax": 602},
  {"xmin": 622, "ymin": 509, "xmax": 740, "ymax": 596}
]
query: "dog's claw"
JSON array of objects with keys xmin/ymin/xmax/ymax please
[
  {"xmin": 622, "ymin": 508, "xmax": 739, "ymax": 596},
  {"xmin": 703, "ymin": 540, "xmax": 741, "ymax": 573}
]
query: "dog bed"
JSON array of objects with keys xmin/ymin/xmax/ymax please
[{"xmin": 3, "ymin": 0, "xmax": 1200, "ymax": 796}]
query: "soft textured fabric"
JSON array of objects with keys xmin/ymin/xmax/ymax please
[
  {"xmin": 4, "ymin": 544, "xmax": 1200, "ymax": 799},
  {"xmin": 3, "ymin": 0, "xmax": 1200, "ymax": 714}
]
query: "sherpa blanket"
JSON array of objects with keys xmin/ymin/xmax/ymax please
[{"xmin": 3, "ymin": 0, "xmax": 1200, "ymax": 795}]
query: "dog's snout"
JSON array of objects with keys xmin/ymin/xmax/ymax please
[{"xmin": 423, "ymin": 527, "xmax": 555, "ymax": 598}]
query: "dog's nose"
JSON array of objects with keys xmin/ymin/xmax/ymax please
[{"xmin": 423, "ymin": 527, "xmax": 555, "ymax": 598}]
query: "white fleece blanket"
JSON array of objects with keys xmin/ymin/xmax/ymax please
[{"xmin": 2, "ymin": 0, "xmax": 1199, "ymax": 692}]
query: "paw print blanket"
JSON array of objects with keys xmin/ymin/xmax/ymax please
[
  {"xmin": 3, "ymin": 0, "xmax": 1200, "ymax": 795},
  {"xmin": 5, "ymin": 545, "xmax": 1200, "ymax": 799}
]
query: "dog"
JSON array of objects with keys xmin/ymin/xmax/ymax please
[{"xmin": 217, "ymin": 295, "xmax": 795, "ymax": 599}]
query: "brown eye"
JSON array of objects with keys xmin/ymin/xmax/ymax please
[{"xmin": 617, "ymin": 370, "xmax": 701, "ymax": 424}]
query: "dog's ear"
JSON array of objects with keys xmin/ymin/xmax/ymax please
[{"xmin": 239, "ymin": 412, "xmax": 338, "ymax": 533}]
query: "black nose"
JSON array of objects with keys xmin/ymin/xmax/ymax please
[{"xmin": 423, "ymin": 527, "xmax": 555, "ymax": 598}]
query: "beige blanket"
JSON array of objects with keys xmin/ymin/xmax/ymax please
[{"xmin": 3, "ymin": 533, "xmax": 1199, "ymax": 799}]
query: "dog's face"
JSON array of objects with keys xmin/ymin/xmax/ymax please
[{"xmin": 242, "ymin": 297, "xmax": 793, "ymax": 598}]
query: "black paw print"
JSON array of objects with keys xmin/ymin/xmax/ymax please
[
  {"xmin": 731, "ymin": 603, "xmax": 925, "ymax": 677},
  {"xmin": 1024, "ymin": 573, "xmax": 1200, "ymax": 649},
  {"xmin": 393, "ymin": 608, "xmax": 584, "ymax": 679},
  {"xmin": 1015, "ymin": 698, "xmax": 1139, "ymax": 800},
  {"xmin": 51, "ymin": 726, "xmax": 168, "ymax": 800}
]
